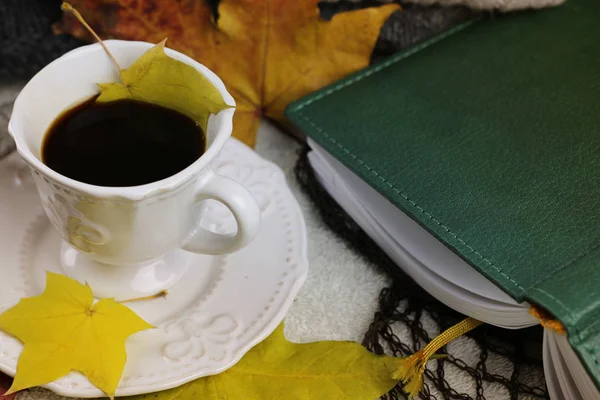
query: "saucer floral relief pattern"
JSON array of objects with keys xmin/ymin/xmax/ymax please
[
  {"xmin": 160, "ymin": 156, "xmax": 278, "ymax": 365},
  {"xmin": 162, "ymin": 314, "xmax": 239, "ymax": 362},
  {"xmin": 0, "ymin": 140, "xmax": 308, "ymax": 396}
]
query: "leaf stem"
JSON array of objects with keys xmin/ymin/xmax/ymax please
[
  {"xmin": 61, "ymin": 2, "xmax": 123, "ymax": 73},
  {"xmin": 120, "ymin": 291, "xmax": 168, "ymax": 303}
]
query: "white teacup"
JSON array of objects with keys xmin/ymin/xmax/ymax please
[{"xmin": 8, "ymin": 40, "xmax": 261, "ymax": 300}]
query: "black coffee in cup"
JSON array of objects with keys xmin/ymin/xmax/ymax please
[{"xmin": 42, "ymin": 97, "xmax": 205, "ymax": 187}]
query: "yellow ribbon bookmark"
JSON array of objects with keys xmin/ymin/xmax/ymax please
[
  {"xmin": 393, "ymin": 317, "xmax": 483, "ymax": 398},
  {"xmin": 529, "ymin": 305, "xmax": 566, "ymax": 334}
]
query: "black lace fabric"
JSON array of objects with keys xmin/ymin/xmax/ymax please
[{"xmin": 295, "ymin": 148, "xmax": 548, "ymax": 400}]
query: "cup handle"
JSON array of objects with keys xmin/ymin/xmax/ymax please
[{"xmin": 183, "ymin": 172, "xmax": 261, "ymax": 255}]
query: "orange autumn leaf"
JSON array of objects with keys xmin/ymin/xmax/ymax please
[{"xmin": 56, "ymin": 0, "xmax": 400, "ymax": 147}]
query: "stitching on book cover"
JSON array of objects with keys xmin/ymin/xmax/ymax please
[
  {"xmin": 299, "ymin": 115, "xmax": 523, "ymax": 292},
  {"xmin": 292, "ymin": 17, "xmax": 598, "ymax": 374},
  {"xmin": 293, "ymin": 20, "xmax": 524, "ymax": 293},
  {"xmin": 529, "ymin": 239, "xmax": 600, "ymax": 291},
  {"xmin": 532, "ymin": 288, "xmax": 599, "ymax": 367},
  {"xmin": 301, "ymin": 118, "xmax": 600, "ymax": 376}
]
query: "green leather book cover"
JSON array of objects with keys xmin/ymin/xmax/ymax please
[{"xmin": 286, "ymin": 0, "xmax": 600, "ymax": 389}]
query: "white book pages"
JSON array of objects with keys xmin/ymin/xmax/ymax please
[
  {"xmin": 544, "ymin": 332, "xmax": 567, "ymax": 400},
  {"xmin": 308, "ymin": 140, "xmax": 521, "ymax": 305},
  {"xmin": 308, "ymin": 140, "xmax": 600, "ymax": 400},
  {"xmin": 546, "ymin": 331, "xmax": 584, "ymax": 400},
  {"xmin": 308, "ymin": 140, "xmax": 536, "ymax": 328},
  {"xmin": 551, "ymin": 331, "xmax": 600, "ymax": 400}
]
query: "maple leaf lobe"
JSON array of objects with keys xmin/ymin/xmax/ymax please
[
  {"xmin": 96, "ymin": 38, "xmax": 231, "ymax": 130},
  {"xmin": 127, "ymin": 324, "xmax": 401, "ymax": 400},
  {"xmin": 58, "ymin": 0, "xmax": 399, "ymax": 147},
  {"xmin": 0, "ymin": 272, "xmax": 152, "ymax": 398}
]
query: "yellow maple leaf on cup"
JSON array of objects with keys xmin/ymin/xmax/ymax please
[
  {"xmin": 0, "ymin": 272, "xmax": 153, "ymax": 399},
  {"xmin": 61, "ymin": 2, "xmax": 232, "ymax": 132},
  {"xmin": 56, "ymin": 0, "xmax": 400, "ymax": 147},
  {"xmin": 95, "ymin": 38, "xmax": 232, "ymax": 131}
]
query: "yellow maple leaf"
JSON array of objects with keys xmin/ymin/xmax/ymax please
[
  {"xmin": 96, "ymin": 38, "xmax": 232, "ymax": 131},
  {"xmin": 0, "ymin": 272, "xmax": 153, "ymax": 399},
  {"xmin": 57, "ymin": 0, "xmax": 400, "ymax": 147},
  {"xmin": 62, "ymin": 2, "xmax": 231, "ymax": 131},
  {"xmin": 129, "ymin": 324, "xmax": 400, "ymax": 400}
]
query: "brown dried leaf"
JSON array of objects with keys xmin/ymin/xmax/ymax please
[{"xmin": 58, "ymin": 0, "xmax": 399, "ymax": 146}]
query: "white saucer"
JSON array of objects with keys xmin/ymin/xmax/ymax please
[{"xmin": 0, "ymin": 138, "xmax": 308, "ymax": 397}]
